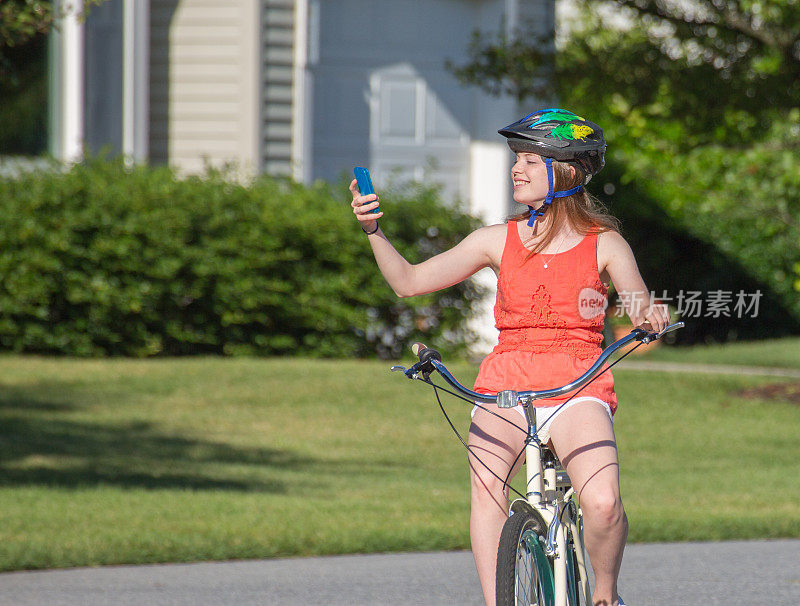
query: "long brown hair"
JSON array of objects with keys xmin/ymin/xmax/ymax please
[{"xmin": 509, "ymin": 160, "xmax": 620, "ymax": 257}]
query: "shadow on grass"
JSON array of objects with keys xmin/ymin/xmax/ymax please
[{"xmin": 0, "ymin": 385, "xmax": 320, "ymax": 492}]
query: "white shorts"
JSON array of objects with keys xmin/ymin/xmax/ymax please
[{"xmin": 471, "ymin": 396, "xmax": 614, "ymax": 445}]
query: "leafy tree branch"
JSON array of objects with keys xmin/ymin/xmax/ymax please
[{"xmin": 1, "ymin": 0, "xmax": 108, "ymax": 49}]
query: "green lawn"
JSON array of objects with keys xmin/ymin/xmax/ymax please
[
  {"xmin": 632, "ymin": 334, "xmax": 800, "ymax": 368},
  {"xmin": 0, "ymin": 346, "xmax": 798, "ymax": 571}
]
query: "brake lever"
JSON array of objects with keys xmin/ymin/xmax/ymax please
[
  {"xmin": 657, "ymin": 321, "xmax": 685, "ymax": 338},
  {"xmin": 390, "ymin": 342, "xmax": 442, "ymax": 380},
  {"xmin": 640, "ymin": 321, "xmax": 685, "ymax": 344},
  {"xmin": 390, "ymin": 361, "xmax": 426, "ymax": 380}
]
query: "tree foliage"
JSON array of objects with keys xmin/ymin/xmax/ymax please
[
  {"xmin": 608, "ymin": 0, "xmax": 800, "ymax": 75},
  {"xmin": 450, "ymin": 0, "xmax": 800, "ymax": 340},
  {"xmin": 453, "ymin": 0, "xmax": 799, "ymax": 146},
  {"xmin": 0, "ymin": 0, "xmax": 107, "ymax": 49},
  {"xmin": 1, "ymin": 1, "xmax": 110, "ymax": 155}
]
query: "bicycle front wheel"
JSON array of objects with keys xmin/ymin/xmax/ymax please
[
  {"xmin": 566, "ymin": 535, "xmax": 586, "ymax": 606},
  {"xmin": 496, "ymin": 510, "xmax": 554, "ymax": 606}
]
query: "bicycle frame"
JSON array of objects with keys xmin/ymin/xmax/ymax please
[{"xmin": 514, "ymin": 403, "xmax": 590, "ymax": 606}]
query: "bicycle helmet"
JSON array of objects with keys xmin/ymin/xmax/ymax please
[{"xmin": 498, "ymin": 109, "xmax": 607, "ymax": 226}]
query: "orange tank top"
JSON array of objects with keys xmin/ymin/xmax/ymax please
[{"xmin": 473, "ymin": 221, "xmax": 617, "ymax": 412}]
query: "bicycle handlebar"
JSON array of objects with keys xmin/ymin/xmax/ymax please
[{"xmin": 392, "ymin": 322, "xmax": 684, "ymax": 405}]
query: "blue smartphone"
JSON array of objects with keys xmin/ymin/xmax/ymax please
[{"xmin": 354, "ymin": 166, "xmax": 379, "ymax": 214}]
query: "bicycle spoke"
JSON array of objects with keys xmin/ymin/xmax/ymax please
[
  {"xmin": 516, "ymin": 530, "xmax": 542, "ymax": 606},
  {"xmin": 516, "ymin": 544, "xmax": 531, "ymax": 604}
]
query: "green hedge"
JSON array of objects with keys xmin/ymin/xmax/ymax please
[{"xmin": 0, "ymin": 158, "xmax": 484, "ymax": 358}]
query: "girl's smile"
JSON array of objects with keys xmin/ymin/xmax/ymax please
[{"xmin": 511, "ymin": 153, "xmax": 548, "ymax": 204}]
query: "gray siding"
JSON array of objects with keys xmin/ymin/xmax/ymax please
[
  {"xmin": 149, "ymin": 0, "xmax": 260, "ymax": 173},
  {"xmin": 261, "ymin": 0, "xmax": 295, "ymax": 176},
  {"xmin": 307, "ymin": 0, "xmax": 538, "ymax": 202}
]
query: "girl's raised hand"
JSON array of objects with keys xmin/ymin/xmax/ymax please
[
  {"xmin": 349, "ymin": 179, "xmax": 383, "ymax": 231},
  {"xmin": 640, "ymin": 302, "xmax": 671, "ymax": 333}
]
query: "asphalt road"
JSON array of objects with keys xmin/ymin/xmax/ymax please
[{"xmin": 0, "ymin": 539, "xmax": 798, "ymax": 605}]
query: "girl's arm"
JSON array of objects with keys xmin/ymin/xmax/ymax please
[
  {"xmin": 598, "ymin": 230, "xmax": 670, "ymax": 331},
  {"xmin": 349, "ymin": 179, "xmax": 501, "ymax": 298}
]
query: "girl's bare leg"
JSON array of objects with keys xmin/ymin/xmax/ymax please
[
  {"xmin": 548, "ymin": 402, "xmax": 626, "ymax": 606},
  {"xmin": 467, "ymin": 405, "xmax": 527, "ymax": 606}
]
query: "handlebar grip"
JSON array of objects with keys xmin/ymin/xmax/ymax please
[
  {"xmin": 409, "ymin": 342, "xmax": 442, "ymax": 379},
  {"xmin": 419, "ymin": 347, "xmax": 442, "ymax": 365},
  {"xmin": 411, "ymin": 342, "xmax": 441, "ymax": 363}
]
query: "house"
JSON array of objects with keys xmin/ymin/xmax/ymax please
[{"xmin": 49, "ymin": 0, "xmax": 555, "ymax": 351}]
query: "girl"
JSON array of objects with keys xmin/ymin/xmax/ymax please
[{"xmin": 350, "ymin": 109, "xmax": 669, "ymax": 606}]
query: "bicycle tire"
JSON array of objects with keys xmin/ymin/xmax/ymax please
[
  {"xmin": 496, "ymin": 509, "xmax": 554, "ymax": 606},
  {"xmin": 565, "ymin": 535, "xmax": 585, "ymax": 606}
]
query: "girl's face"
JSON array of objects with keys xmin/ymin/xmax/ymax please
[{"xmin": 511, "ymin": 152, "xmax": 550, "ymax": 207}]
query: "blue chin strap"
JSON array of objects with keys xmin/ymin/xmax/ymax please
[{"xmin": 527, "ymin": 158, "xmax": 584, "ymax": 227}]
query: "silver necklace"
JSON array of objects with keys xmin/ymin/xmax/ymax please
[{"xmin": 540, "ymin": 231, "xmax": 569, "ymax": 269}]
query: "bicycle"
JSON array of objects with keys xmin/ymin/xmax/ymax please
[{"xmin": 391, "ymin": 321, "xmax": 684, "ymax": 606}]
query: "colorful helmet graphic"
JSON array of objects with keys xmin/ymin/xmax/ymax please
[{"xmin": 498, "ymin": 108, "xmax": 606, "ymax": 181}]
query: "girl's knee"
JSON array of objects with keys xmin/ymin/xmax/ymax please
[
  {"xmin": 470, "ymin": 465, "xmax": 508, "ymax": 506},
  {"xmin": 581, "ymin": 486, "xmax": 625, "ymax": 526}
]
